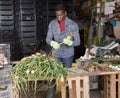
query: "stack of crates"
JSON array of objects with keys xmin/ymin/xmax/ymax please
[
  {"xmin": 0, "ymin": 0, "xmax": 16, "ymax": 60},
  {"xmin": 0, "ymin": 0, "xmax": 14, "ymax": 31},
  {"xmin": 0, "ymin": 44, "xmax": 12, "ymax": 98},
  {"xmin": 36, "ymin": 0, "xmax": 45, "ymax": 47},
  {"xmin": 15, "ymin": 0, "xmax": 37, "ymax": 57}
]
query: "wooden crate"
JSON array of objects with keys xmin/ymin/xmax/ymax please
[
  {"xmin": 12, "ymin": 86, "xmax": 20, "ymax": 98},
  {"xmin": 66, "ymin": 76, "xmax": 89, "ymax": 98},
  {"xmin": 61, "ymin": 68, "xmax": 120, "ymax": 98},
  {"xmin": 118, "ymin": 73, "xmax": 120, "ymax": 98},
  {"xmin": 104, "ymin": 74, "xmax": 116, "ymax": 98},
  {"xmin": 103, "ymin": 73, "xmax": 120, "ymax": 98}
]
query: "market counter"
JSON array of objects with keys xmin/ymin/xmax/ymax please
[{"xmin": 61, "ymin": 68, "xmax": 120, "ymax": 98}]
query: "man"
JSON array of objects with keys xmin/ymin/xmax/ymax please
[
  {"xmin": 46, "ymin": 4, "xmax": 80, "ymax": 68},
  {"xmin": 46, "ymin": 4, "xmax": 80, "ymax": 98}
]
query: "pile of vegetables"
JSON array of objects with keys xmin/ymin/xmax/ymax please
[
  {"xmin": 12, "ymin": 53, "xmax": 68, "ymax": 93},
  {"xmin": 89, "ymin": 55, "xmax": 120, "ymax": 71}
]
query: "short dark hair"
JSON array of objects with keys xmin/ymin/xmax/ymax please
[{"xmin": 55, "ymin": 4, "xmax": 66, "ymax": 12}]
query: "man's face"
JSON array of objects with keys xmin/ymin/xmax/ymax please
[{"xmin": 56, "ymin": 10, "xmax": 66, "ymax": 22}]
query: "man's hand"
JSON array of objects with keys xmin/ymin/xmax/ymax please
[
  {"xmin": 50, "ymin": 41, "xmax": 60, "ymax": 49},
  {"xmin": 63, "ymin": 38, "xmax": 73, "ymax": 46}
]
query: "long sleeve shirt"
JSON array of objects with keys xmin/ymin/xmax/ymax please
[{"xmin": 46, "ymin": 17, "xmax": 80, "ymax": 58}]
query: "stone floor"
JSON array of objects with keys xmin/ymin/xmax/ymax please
[
  {"xmin": 21, "ymin": 82, "xmax": 103, "ymax": 98},
  {"xmin": 22, "ymin": 90, "xmax": 102, "ymax": 98},
  {"xmin": 90, "ymin": 90, "xmax": 103, "ymax": 98}
]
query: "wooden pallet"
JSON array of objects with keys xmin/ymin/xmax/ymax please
[
  {"xmin": 104, "ymin": 74, "xmax": 116, "ymax": 98},
  {"xmin": 12, "ymin": 86, "xmax": 20, "ymax": 98},
  {"xmin": 118, "ymin": 73, "xmax": 120, "ymax": 98},
  {"xmin": 103, "ymin": 73, "xmax": 120, "ymax": 98},
  {"xmin": 68, "ymin": 76, "xmax": 89, "ymax": 98},
  {"xmin": 61, "ymin": 76, "xmax": 89, "ymax": 98},
  {"xmin": 61, "ymin": 70, "xmax": 120, "ymax": 98}
]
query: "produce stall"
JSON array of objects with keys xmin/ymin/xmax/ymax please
[
  {"xmin": 0, "ymin": 0, "xmax": 120, "ymax": 98},
  {"xmin": 11, "ymin": 6, "xmax": 120, "ymax": 96}
]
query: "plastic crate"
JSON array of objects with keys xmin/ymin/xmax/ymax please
[
  {"xmin": 0, "ymin": 6, "xmax": 13, "ymax": 10},
  {"xmin": 0, "ymin": 16, "xmax": 13, "ymax": 20},
  {"xmin": 0, "ymin": 11, "xmax": 13, "ymax": 15},
  {"xmin": 19, "ymin": 32, "xmax": 36, "ymax": 38},
  {"xmin": 0, "ymin": 1, "xmax": 12, "ymax": 5},
  {"xmin": 21, "ymin": 21, "xmax": 35, "ymax": 26},
  {"xmin": 0, "ymin": 65, "xmax": 12, "ymax": 86},
  {"xmin": 0, "ymin": 26, "xmax": 14, "ymax": 30},
  {"xmin": 21, "ymin": 43, "xmax": 36, "ymax": 51},
  {"xmin": 21, "ymin": 38, "xmax": 37, "ymax": 44},
  {"xmin": 0, "ymin": 44, "xmax": 10, "ymax": 66},
  {"xmin": 1, "ymin": 21, "xmax": 14, "ymax": 25},
  {"xmin": 0, "ymin": 84, "xmax": 12, "ymax": 98},
  {"xmin": 22, "ymin": 10, "xmax": 35, "ymax": 14},
  {"xmin": 22, "ymin": 15, "xmax": 35, "ymax": 21},
  {"xmin": 21, "ymin": 26, "xmax": 35, "ymax": 32},
  {"xmin": 21, "ymin": 4, "xmax": 34, "ymax": 9}
]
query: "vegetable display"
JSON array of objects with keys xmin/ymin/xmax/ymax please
[
  {"xmin": 89, "ymin": 55, "xmax": 120, "ymax": 71},
  {"xmin": 12, "ymin": 53, "xmax": 68, "ymax": 93}
]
